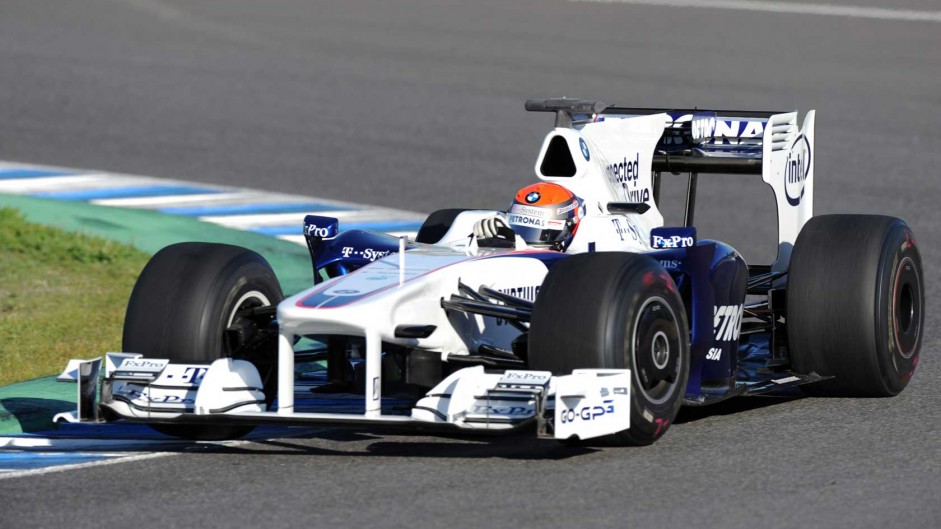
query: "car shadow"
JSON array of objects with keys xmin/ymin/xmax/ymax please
[
  {"xmin": 675, "ymin": 395, "xmax": 801, "ymax": 425},
  {"xmin": 204, "ymin": 396, "xmax": 801, "ymax": 458},
  {"xmin": 211, "ymin": 427, "xmax": 600, "ymax": 460},
  {"xmin": 0, "ymin": 397, "xmax": 76, "ymax": 434},
  {"xmin": 1, "ymin": 395, "xmax": 803, "ymax": 461}
]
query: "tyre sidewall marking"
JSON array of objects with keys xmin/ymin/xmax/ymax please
[{"xmin": 878, "ymin": 226, "xmax": 922, "ymax": 392}]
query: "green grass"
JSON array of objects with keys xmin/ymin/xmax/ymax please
[{"xmin": 0, "ymin": 207, "xmax": 151, "ymax": 385}]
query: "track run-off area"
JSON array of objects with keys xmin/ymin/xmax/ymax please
[{"xmin": 1, "ymin": 1, "xmax": 939, "ymax": 527}]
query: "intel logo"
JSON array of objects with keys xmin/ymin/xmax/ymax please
[{"xmin": 784, "ymin": 135, "xmax": 812, "ymax": 206}]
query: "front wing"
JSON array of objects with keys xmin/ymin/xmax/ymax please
[{"xmin": 55, "ymin": 354, "xmax": 632, "ymax": 442}]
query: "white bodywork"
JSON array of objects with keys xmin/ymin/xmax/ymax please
[{"xmin": 56, "ymin": 103, "xmax": 816, "ymax": 441}]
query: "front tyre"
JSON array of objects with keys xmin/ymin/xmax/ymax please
[
  {"xmin": 529, "ymin": 253, "xmax": 690, "ymax": 445},
  {"xmin": 123, "ymin": 243, "xmax": 283, "ymax": 440},
  {"xmin": 787, "ymin": 215, "xmax": 924, "ymax": 397}
]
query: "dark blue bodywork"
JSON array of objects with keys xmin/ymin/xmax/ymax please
[
  {"xmin": 647, "ymin": 241, "xmax": 749, "ymax": 403},
  {"xmin": 304, "ymin": 215, "xmax": 414, "ymax": 281}
]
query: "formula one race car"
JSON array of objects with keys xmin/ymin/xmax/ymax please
[{"xmin": 56, "ymin": 99, "xmax": 924, "ymax": 446}]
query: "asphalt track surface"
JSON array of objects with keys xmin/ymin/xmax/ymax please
[{"xmin": 1, "ymin": 0, "xmax": 940, "ymax": 527}]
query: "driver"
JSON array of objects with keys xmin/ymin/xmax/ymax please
[{"xmin": 473, "ymin": 182, "xmax": 584, "ymax": 251}]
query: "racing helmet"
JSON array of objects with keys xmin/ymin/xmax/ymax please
[{"xmin": 507, "ymin": 182, "xmax": 583, "ymax": 250}]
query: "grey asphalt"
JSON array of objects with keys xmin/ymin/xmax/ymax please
[{"xmin": 1, "ymin": 0, "xmax": 939, "ymax": 527}]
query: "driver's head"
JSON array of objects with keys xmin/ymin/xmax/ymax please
[{"xmin": 507, "ymin": 182, "xmax": 583, "ymax": 250}]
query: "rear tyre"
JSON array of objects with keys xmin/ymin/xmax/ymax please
[
  {"xmin": 529, "ymin": 253, "xmax": 689, "ymax": 445},
  {"xmin": 123, "ymin": 243, "xmax": 283, "ymax": 440},
  {"xmin": 415, "ymin": 208, "xmax": 472, "ymax": 244},
  {"xmin": 787, "ymin": 215, "xmax": 923, "ymax": 397}
]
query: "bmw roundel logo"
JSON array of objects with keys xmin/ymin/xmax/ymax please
[
  {"xmin": 525, "ymin": 191, "xmax": 541, "ymax": 203},
  {"xmin": 579, "ymin": 138, "xmax": 590, "ymax": 161}
]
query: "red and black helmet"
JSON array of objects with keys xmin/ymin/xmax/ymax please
[{"xmin": 507, "ymin": 182, "xmax": 583, "ymax": 250}]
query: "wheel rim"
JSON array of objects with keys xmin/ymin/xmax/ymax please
[
  {"xmin": 892, "ymin": 256, "xmax": 921, "ymax": 359},
  {"xmin": 224, "ymin": 290, "xmax": 272, "ymax": 356},
  {"xmin": 227, "ymin": 291, "xmax": 272, "ymax": 328},
  {"xmin": 631, "ymin": 297, "xmax": 683, "ymax": 405}
]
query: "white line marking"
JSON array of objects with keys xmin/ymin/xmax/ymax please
[
  {"xmin": 0, "ymin": 451, "xmax": 173, "ymax": 480},
  {"xmin": 278, "ymin": 235, "xmax": 311, "ymax": 246},
  {"xmin": 573, "ymin": 0, "xmax": 941, "ymax": 22},
  {"xmin": 92, "ymin": 192, "xmax": 250, "ymax": 207},
  {"xmin": 0, "ymin": 436, "xmax": 191, "ymax": 449},
  {"xmin": 276, "ymin": 232, "xmax": 419, "ymax": 246},
  {"xmin": 0, "ymin": 435, "xmax": 270, "ymax": 480},
  {"xmin": 0, "ymin": 174, "xmax": 109, "ymax": 192},
  {"xmin": 0, "ymin": 160, "xmax": 428, "ymax": 245},
  {"xmin": 200, "ymin": 210, "xmax": 423, "ymax": 229}
]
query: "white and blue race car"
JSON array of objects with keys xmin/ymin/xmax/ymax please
[{"xmin": 57, "ymin": 99, "xmax": 924, "ymax": 445}]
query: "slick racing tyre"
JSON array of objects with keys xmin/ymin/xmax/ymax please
[
  {"xmin": 787, "ymin": 215, "xmax": 923, "ymax": 397},
  {"xmin": 529, "ymin": 253, "xmax": 689, "ymax": 446},
  {"xmin": 123, "ymin": 243, "xmax": 283, "ymax": 440}
]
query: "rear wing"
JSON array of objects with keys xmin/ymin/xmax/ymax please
[{"xmin": 526, "ymin": 98, "xmax": 815, "ymax": 272}]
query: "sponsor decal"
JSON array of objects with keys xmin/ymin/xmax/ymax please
[
  {"xmin": 713, "ymin": 304, "xmax": 743, "ymax": 342},
  {"xmin": 303, "ymin": 215, "xmax": 339, "ymax": 239},
  {"xmin": 556, "ymin": 202, "xmax": 578, "ymax": 215},
  {"xmin": 612, "ymin": 219, "xmax": 626, "ymax": 241},
  {"xmin": 560, "ymin": 399, "xmax": 616, "ymax": 424},
  {"xmin": 525, "ymin": 191, "xmax": 541, "ymax": 203},
  {"xmin": 116, "ymin": 386, "xmax": 194, "ymax": 405},
  {"xmin": 784, "ymin": 134, "xmax": 812, "ymax": 206},
  {"xmin": 179, "ymin": 367, "xmax": 207, "ymax": 384},
  {"xmin": 706, "ymin": 347, "xmax": 722, "ymax": 361},
  {"xmin": 510, "ymin": 204, "xmax": 549, "ymax": 218},
  {"xmin": 652, "ymin": 235, "xmax": 694, "ymax": 248},
  {"xmin": 498, "ymin": 285, "xmax": 540, "ymax": 301},
  {"xmin": 659, "ymin": 259, "xmax": 681, "ymax": 269},
  {"xmin": 499, "ymin": 370, "xmax": 551, "ymax": 386},
  {"xmin": 579, "ymin": 138, "xmax": 590, "ymax": 161},
  {"xmin": 508, "ymin": 213, "xmax": 547, "ymax": 228},
  {"xmin": 495, "ymin": 286, "xmax": 541, "ymax": 326},
  {"xmin": 115, "ymin": 386, "xmax": 145, "ymax": 400},
  {"xmin": 471, "ymin": 405, "xmax": 532, "ymax": 416},
  {"xmin": 606, "ymin": 153, "xmax": 650, "ymax": 203},
  {"xmin": 650, "ymin": 227, "xmax": 696, "ymax": 249},
  {"xmin": 341, "ymin": 246, "xmax": 393, "ymax": 261},
  {"xmin": 653, "ymin": 417, "xmax": 670, "ymax": 436},
  {"xmin": 712, "ymin": 119, "xmax": 764, "ymax": 145},
  {"xmin": 607, "ymin": 153, "xmax": 639, "ymax": 183},
  {"xmin": 145, "ymin": 394, "xmax": 194, "ymax": 404},
  {"xmin": 691, "ymin": 115, "xmax": 717, "ymax": 141},
  {"xmin": 611, "ymin": 218, "xmax": 641, "ymax": 242},
  {"xmin": 662, "ymin": 115, "xmax": 765, "ymax": 147},
  {"xmin": 120, "ymin": 359, "xmax": 167, "ymax": 371}
]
